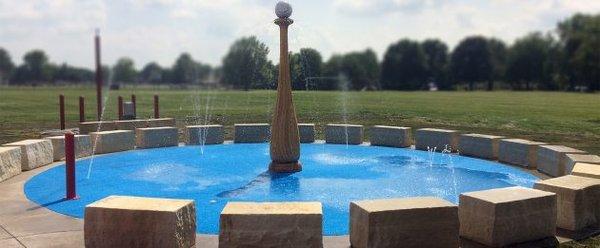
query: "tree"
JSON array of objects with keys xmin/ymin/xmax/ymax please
[
  {"xmin": 112, "ymin": 57, "xmax": 137, "ymax": 84},
  {"xmin": 506, "ymin": 32, "xmax": 556, "ymax": 90},
  {"xmin": 53, "ymin": 63, "xmax": 94, "ymax": 83},
  {"xmin": 487, "ymin": 38, "xmax": 507, "ymax": 90},
  {"xmin": 290, "ymin": 48, "xmax": 323, "ymax": 90},
  {"xmin": 221, "ymin": 36, "xmax": 273, "ymax": 90},
  {"xmin": 380, "ymin": 39, "xmax": 428, "ymax": 90},
  {"xmin": 10, "ymin": 49, "xmax": 53, "ymax": 84},
  {"xmin": 421, "ymin": 39, "xmax": 449, "ymax": 89},
  {"xmin": 450, "ymin": 36, "xmax": 492, "ymax": 90},
  {"xmin": 322, "ymin": 49, "xmax": 380, "ymax": 91},
  {"xmin": 139, "ymin": 62, "xmax": 163, "ymax": 84},
  {"xmin": 171, "ymin": 53, "xmax": 210, "ymax": 85},
  {"xmin": 557, "ymin": 14, "xmax": 600, "ymax": 92},
  {"xmin": 0, "ymin": 48, "xmax": 14, "ymax": 84}
]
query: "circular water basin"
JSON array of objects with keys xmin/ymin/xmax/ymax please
[{"xmin": 25, "ymin": 143, "xmax": 539, "ymax": 235}]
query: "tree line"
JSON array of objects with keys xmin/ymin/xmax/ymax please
[{"xmin": 0, "ymin": 13, "xmax": 597, "ymax": 92}]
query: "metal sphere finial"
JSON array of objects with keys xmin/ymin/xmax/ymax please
[{"xmin": 275, "ymin": 1, "xmax": 292, "ymax": 19}]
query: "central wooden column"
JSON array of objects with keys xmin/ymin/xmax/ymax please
[{"xmin": 269, "ymin": 18, "xmax": 301, "ymax": 173}]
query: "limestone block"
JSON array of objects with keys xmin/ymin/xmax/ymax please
[
  {"xmin": 0, "ymin": 147, "xmax": 21, "ymax": 182},
  {"xmin": 84, "ymin": 195, "xmax": 196, "ymax": 248},
  {"xmin": 299, "ymin": 123, "xmax": 316, "ymax": 143},
  {"xmin": 564, "ymin": 154, "xmax": 600, "ymax": 175},
  {"xmin": 185, "ymin": 125, "xmax": 224, "ymax": 145},
  {"xmin": 136, "ymin": 127, "xmax": 179, "ymax": 149},
  {"xmin": 78, "ymin": 121, "xmax": 116, "ymax": 134},
  {"xmin": 498, "ymin": 139, "xmax": 546, "ymax": 168},
  {"xmin": 3, "ymin": 139, "xmax": 53, "ymax": 171},
  {"xmin": 325, "ymin": 124, "xmax": 363, "ymax": 145},
  {"xmin": 147, "ymin": 118, "xmax": 176, "ymax": 127},
  {"xmin": 234, "ymin": 123, "xmax": 270, "ymax": 143},
  {"xmin": 370, "ymin": 125, "xmax": 412, "ymax": 148},
  {"xmin": 45, "ymin": 135, "xmax": 92, "ymax": 161},
  {"xmin": 90, "ymin": 130, "xmax": 135, "ymax": 154},
  {"xmin": 572, "ymin": 163, "xmax": 600, "ymax": 179},
  {"xmin": 219, "ymin": 202, "xmax": 322, "ymax": 248},
  {"xmin": 459, "ymin": 186, "xmax": 556, "ymax": 247},
  {"xmin": 458, "ymin": 134, "xmax": 504, "ymax": 160},
  {"xmin": 415, "ymin": 128, "xmax": 459, "ymax": 152},
  {"xmin": 114, "ymin": 119, "xmax": 149, "ymax": 130},
  {"xmin": 537, "ymin": 145, "xmax": 586, "ymax": 177},
  {"xmin": 534, "ymin": 175, "xmax": 600, "ymax": 231},
  {"xmin": 350, "ymin": 197, "xmax": 458, "ymax": 248}
]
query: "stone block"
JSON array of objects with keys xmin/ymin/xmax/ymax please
[
  {"xmin": 415, "ymin": 128, "xmax": 459, "ymax": 152},
  {"xmin": 0, "ymin": 147, "xmax": 21, "ymax": 182},
  {"xmin": 147, "ymin": 118, "xmax": 176, "ymax": 127},
  {"xmin": 459, "ymin": 186, "xmax": 556, "ymax": 247},
  {"xmin": 45, "ymin": 135, "xmax": 92, "ymax": 161},
  {"xmin": 3, "ymin": 139, "xmax": 53, "ymax": 171},
  {"xmin": 534, "ymin": 175, "xmax": 600, "ymax": 231},
  {"xmin": 537, "ymin": 145, "xmax": 586, "ymax": 177},
  {"xmin": 458, "ymin": 134, "xmax": 504, "ymax": 160},
  {"xmin": 78, "ymin": 121, "xmax": 116, "ymax": 134},
  {"xmin": 90, "ymin": 130, "xmax": 135, "ymax": 154},
  {"xmin": 325, "ymin": 124, "xmax": 363, "ymax": 145},
  {"xmin": 136, "ymin": 127, "xmax": 179, "ymax": 149},
  {"xmin": 84, "ymin": 195, "xmax": 196, "ymax": 248},
  {"xmin": 234, "ymin": 123, "xmax": 270, "ymax": 143},
  {"xmin": 369, "ymin": 125, "xmax": 412, "ymax": 148},
  {"xmin": 350, "ymin": 197, "xmax": 458, "ymax": 248},
  {"xmin": 185, "ymin": 125, "xmax": 224, "ymax": 145},
  {"xmin": 114, "ymin": 119, "xmax": 149, "ymax": 130},
  {"xmin": 299, "ymin": 123, "xmax": 316, "ymax": 143},
  {"xmin": 498, "ymin": 139, "xmax": 546, "ymax": 168},
  {"xmin": 219, "ymin": 202, "xmax": 322, "ymax": 248},
  {"xmin": 564, "ymin": 154, "xmax": 600, "ymax": 175},
  {"xmin": 572, "ymin": 163, "xmax": 600, "ymax": 179}
]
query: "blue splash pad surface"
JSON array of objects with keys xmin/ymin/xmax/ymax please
[{"xmin": 25, "ymin": 143, "xmax": 538, "ymax": 235}]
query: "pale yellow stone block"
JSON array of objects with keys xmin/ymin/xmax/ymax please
[
  {"xmin": 537, "ymin": 145, "xmax": 586, "ymax": 177},
  {"xmin": 90, "ymin": 130, "xmax": 135, "ymax": 154},
  {"xmin": 234, "ymin": 123, "xmax": 270, "ymax": 143},
  {"xmin": 0, "ymin": 147, "xmax": 21, "ymax": 182},
  {"xmin": 498, "ymin": 139, "xmax": 546, "ymax": 168},
  {"xmin": 458, "ymin": 133, "xmax": 504, "ymax": 160},
  {"xmin": 135, "ymin": 127, "xmax": 179, "ymax": 149},
  {"xmin": 415, "ymin": 128, "xmax": 459, "ymax": 152},
  {"xmin": 185, "ymin": 125, "xmax": 224, "ymax": 145},
  {"xmin": 45, "ymin": 135, "xmax": 92, "ymax": 161},
  {"xmin": 3, "ymin": 139, "xmax": 53, "ymax": 171},
  {"xmin": 325, "ymin": 124, "xmax": 363, "ymax": 145},
  {"xmin": 572, "ymin": 162, "xmax": 600, "ymax": 179},
  {"xmin": 370, "ymin": 125, "xmax": 412, "ymax": 148}
]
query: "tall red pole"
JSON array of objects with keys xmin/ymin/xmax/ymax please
[
  {"xmin": 118, "ymin": 96, "xmax": 123, "ymax": 120},
  {"xmin": 79, "ymin": 96, "xmax": 85, "ymax": 123},
  {"xmin": 59, "ymin": 94, "xmax": 65, "ymax": 130},
  {"xmin": 153, "ymin": 95, "xmax": 159, "ymax": 119},
  {"xmin": 95, "ymin": 29, "xmax": 103, "ymax": 121},
  {"xmin": 65, "ymin": 132, "xmax": 77, "ymax": 200},
  {"xmin": 131, "ymin": 94, "xmax": 136, "ymax": 117}
]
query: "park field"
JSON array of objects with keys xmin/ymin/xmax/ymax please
[{"xmin": 0, "ymin": 86, "xmax": 599, "ymax": 154}]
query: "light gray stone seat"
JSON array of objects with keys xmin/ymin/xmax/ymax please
[
  {"xmin": 147, "ymin": 118, "xmax": 176, "ymax": 127},
  {"xmin": 219, "ymin": 202, "xmax": 322, "ymax": 248},
  {"xmin": 90, "ymin": 130, "xmax": 135, "ymax": 154},
  {"xmin": 78, "ymin": 121, "xmax": 116, "ymax": 134},
  {"xmin": 0, "ymin": 147, "xmax": 21, "ymax": 182},
  {"xmin": 369, "ymin": 125, "xmax": 412, "ymax": 148},
  {"xmin": 299, "ymin": 123, "xmax": 316, "ymax": 143},
  {"xmin": 571, "ymin": 163, "xmax": 600, "ymax": 179},
  {"xmin": 415, "ymin": 128, "xmax": 458, "ymax": 152},
  {"xmin": 45, "ymin": 135, "xmax": 92, "ymax": 161},
  {"xmin": 498, "ymin": 138, "xmax": 546, "ymax": 168},
  {"xmin": 350, "ymin": 197, "xmax": 458, "ymax": 248},
  {"xmin": 114, "ymin": 119, "xmax": 149, "ymax": 130},
  {"xmin": 234, "ymin": 123, "xmax": 270, "ymax": 143},
  {"xmin": 84, "ymin": 196, "xmax": 196, "ymax": 248},
  {"xmin": 184, "ymin": 125, "xmax": 224, "ymax": 145},
  {"xmin": 325, "ymin": 124, "xmax": 363, "ymax": 145},
  {"xmin": 459, "ymin": 186, "xmax": 556, "ymax": 247},
  {"xmin": 3, "ymin": 139, "xmax": 53, "ymax": 171},
  {"xmin": 136, "ymin": 127, "xmax": 179, "ymax": 149},
  {"xmin": 537, "ymin": 145, "xmax": 586, "ymax": 177},
  {"xmin": 564, "ymin": 154, "xmax": 600, "ymax": 175},
  {"xmin": 534, "ymin": 175, "xmax": 600, "ymax": 231},
  {"xmin": 458, "ymin": 133, "xmax": 504, "ymax": 160}
]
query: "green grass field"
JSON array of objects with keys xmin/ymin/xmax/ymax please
[{"xmin": 1, "ymin": 86, "xmax": 599, "ymax": 154}]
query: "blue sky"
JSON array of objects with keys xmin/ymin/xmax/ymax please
[{"xmin": 0, "ymin": 0, "xmax": 598, "ymax": 69}]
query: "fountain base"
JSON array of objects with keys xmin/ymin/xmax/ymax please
[{"xmin": 269, "ymin": 161, "xmax": 302, "ymax": 173}]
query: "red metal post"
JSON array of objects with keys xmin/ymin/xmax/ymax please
[
  {"xmin": 95, "ymin": 30, "xmax": 103, "ymax": 121},
  {"xmin": 131, "ymin": 94, "xmax": 136, "ymax": 117},
  {"xmin": 153, "ymin": 95, "xmax": 159, "ymax": 119},
  {"xmin": 65, "ymin": 132, "xmax": 77, "ymax": 200},
  {"xmin": 79, "ymin": 96, "xmax": 85, "ymax": 123},
  {"xmin": 59, "ymin": 94, "xmax": 65, "ymax": 130},
  {"xmin": 118, "ymin": 96, "xmax": 124, "ymax": 120}
]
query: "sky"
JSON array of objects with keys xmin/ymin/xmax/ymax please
[{"xmin": 0, "ymin": 0, "xmax": 599, "ymax": 69}]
